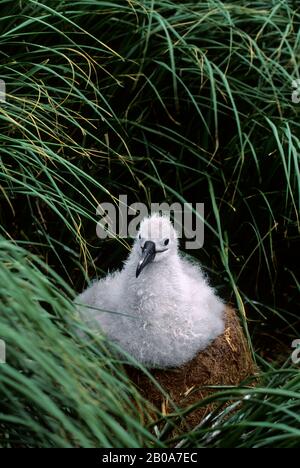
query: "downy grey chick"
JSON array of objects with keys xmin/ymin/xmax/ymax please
[{"xmin": 76, "ymin": 214, "xmax": 225, "ymax": 368}]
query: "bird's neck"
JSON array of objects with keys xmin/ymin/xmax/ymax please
[{"xmin": 123, "ymin": 252, "xmax": 184, "ymax": 308}]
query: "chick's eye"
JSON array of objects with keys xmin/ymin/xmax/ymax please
[{"xmin": 164, "ymin": 239, "xmax": 169, "ymax": 246}]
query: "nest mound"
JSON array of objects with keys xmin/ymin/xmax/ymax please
[{"xmin": 126, "ymin": 306, "xmax": 257, "ymax": 428}]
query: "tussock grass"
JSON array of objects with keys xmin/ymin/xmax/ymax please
[{"xmin": 0, "ymin": 0, "xmax": 299, "ymax": 447}]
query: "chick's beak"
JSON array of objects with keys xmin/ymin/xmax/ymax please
[{"xmin": 136, "ymin": 240, "xmax": 156, "ymax": 278}]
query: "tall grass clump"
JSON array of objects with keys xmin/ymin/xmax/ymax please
[{"xmin": 0, "ymin": 0, "xmax": 299, "ymax": 447}]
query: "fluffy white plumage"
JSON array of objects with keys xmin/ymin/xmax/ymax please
[{"xmin": 76, "ymin": 214, "xmax": 225, "ymax": 368}]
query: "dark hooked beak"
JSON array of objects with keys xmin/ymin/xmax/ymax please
[{"xmin": 136, "ymin": 240, "xmax": 156, "ymax": 278}]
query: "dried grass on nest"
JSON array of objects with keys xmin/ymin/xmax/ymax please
[{"xmin": 126, "ymin": 307, "xmax": 257, "ymax": 428}]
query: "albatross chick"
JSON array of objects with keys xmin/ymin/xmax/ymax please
[{"xmin": 76, "ymin": 214, "xmax": 225, "ymax": 368}]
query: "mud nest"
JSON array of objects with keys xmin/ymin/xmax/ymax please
[{"xmin": 126, "ymin": 306, "xmax": 257, "ymax": 428}]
